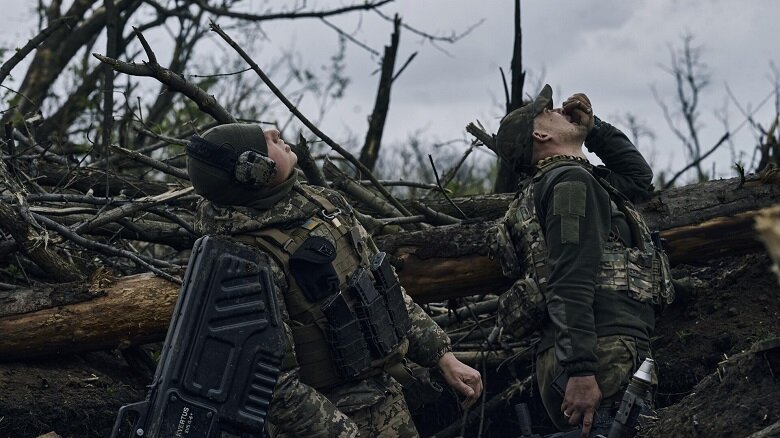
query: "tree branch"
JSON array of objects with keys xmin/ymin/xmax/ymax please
[
  {"xmin": 209, "ymin": 20, "xmax": 412, "ymax": 216},
  {"xmin": 74, "ymin": 186, "xmax": 193, "ymax": 233},
  {"xmin": 292, "ymin": 133, "xmax": 327, "ymax": 187},
  {"xmin": 93, "ymin": 28, "xmax": 236, "ymax": 124},
  {"xmin": 359, "ymin": 15, "xmax": 401, "ymax": 171},
  {"xmin": 0, "ymin": 16, "xmax": 75, "ymax": 86},
  {"xmin": 31, "ymin": 213, "xmax": 181, "ymax": 283},
  {"xmin": 192, "ymin": 0, "xmax": 394, "ymax": 22},
  {"xmin": 0, "ymin": 161, "xmax": 84, "ymax": 282},
  {"xmin": 108, "ymin": 144, "xmax": 190, "ymax": 180}
]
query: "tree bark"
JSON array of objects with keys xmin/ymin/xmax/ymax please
[
  {"xmin": 405, "ymin": 174, "xmax": 780, "ymax": 226},
  {"xmin": 493, "ymin": 0, "xmax": 525, "ymax": 194},
  {"xmin": 358, "ymin": 15, "xmax": 401, "ymax": 171},
  {"xmin": 0, "ymin": 273, "xmax": 177, "ymax": 361}
]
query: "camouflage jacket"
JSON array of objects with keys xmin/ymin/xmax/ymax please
[{"xmin": 195, "ymin": 181, "xmax": 450, "ymax": 437}]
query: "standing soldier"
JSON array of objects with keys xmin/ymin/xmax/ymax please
[
  {"xmin": 492, "ymin": 85, "xmax": 674, "ymax": 437},
  {"xmin": 186, "ymin": 123, "xmax": 482, "ymax": 437}
]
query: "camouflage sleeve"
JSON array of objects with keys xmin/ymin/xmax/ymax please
[
  {"xmin": 584, "ymin": 116, "xmax": 654, "ymax": 202},
  {"xmin": 269, "ymin": 371, "xmax": 359, "ymax": 437},
  {"xmin": 265, "ymin": 255, "xmax": 359, "ymax": 437},
  {"xmin": 401, "ymin": 286, "xmax": 452, "ymax": 367}
]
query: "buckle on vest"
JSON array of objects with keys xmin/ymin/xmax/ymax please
[{"xmin": 321, "ymin": 208, "xmax": 341, "ymax": 220}]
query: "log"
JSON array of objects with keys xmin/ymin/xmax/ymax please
[
  {"xmin": 379, "ymin": 175, "xmax": 780, "ymax": 302},
  {"xmin": 0, "ymin": 282, "xmax": 105, "ymax": 317},
  {"xmin": 380, "ymin": 221, "xmax": 510, "ymax": 303},
  {"xmin": 0, "ymin": 273, "xmax": 177, "ymax": 361},
  {"xmin": 2, "ymin": 176, "xmax": 780, "ymax": 361},
  {"xmin": 403, "ymin": 173, "xmax": 780, "ymax": 226}
]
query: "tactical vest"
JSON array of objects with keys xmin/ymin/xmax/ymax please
[
  {"xmin": 236, "ymin": 185, "xmax": 411, "ymax": 390},
  {"xmin": 497, "ymin": 156, "xmax": 674, "ymax": 311}
]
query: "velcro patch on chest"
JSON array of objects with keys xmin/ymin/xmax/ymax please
[{"xmin": 553, "ymin": 180, "xmax": 587, "ymax": 244}]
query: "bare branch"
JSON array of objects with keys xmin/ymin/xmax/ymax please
[
  {"xmin": 74, "ymin": 186, "xmax": 193, "ymax": 233},
  {"xmin": 93, "ymin": 45, "xmax": 236, "ymax": 124},
  {"xmin": 374, "ymin": 8, "xmax": 484, "ymax": 44},
  {"xmin": 0, "ymin": 160, "xmax": 84, "ymax": 282},
  {"xmin": 292, "ymin": 133, "xmax": 327, "ymax": 187},
  {"xmin": 358, "ymin": 180, "xmax": 448, "ymax": 191},
  {"xmin": 193, "ymin": 0, "xmax": 394, "ymax": 22},
  {"xmin": 107, "ymin": 144, "xmax": 189, "ymax": 180},
  {"xmin": 209, "ymin": 20, "xmax": 412, "ymax": 217},
  {"xmin": 466, "ymin": 121, "xmax": 496, "ymax": 153},
  {"xmin": 360, "ymin": 15, "xmax": 401, "ymax": 171},
  {"xmin": 323, "ymin": 159, "xmax": 404, "ymax": 220},
  {"xmin": 428, "ymin": 154, "xmax": 467, "ymax": 219},
  {"xmin": 411, "ymin": 200, "xmax": 461, "ymax": 225},
  {"xmin": 31, "ymin": 212, "xmax": 181, "ymax": 284},
  {"xmin": 0, "ymin": 16, "xmax": 75, "ymax": 86},
  {"xmin": 441, "ymin": 141, "xmax": 479, "ymax": 188},
  {"xmin": 319, "ymin": 17, "xmax": 380, "ymax": 57},
  {"xmin": 663, "ymin": 133, "xmax": 730, "ymax": 189}
]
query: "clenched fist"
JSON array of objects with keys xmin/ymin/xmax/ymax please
[{"xmin": 562, "ymin": 93, "xmax": 595, "ymax": 133}]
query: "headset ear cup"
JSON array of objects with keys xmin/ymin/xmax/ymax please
[{"xmin": 235, "ymin": 150, "xmax": 277, "ymax": 187}]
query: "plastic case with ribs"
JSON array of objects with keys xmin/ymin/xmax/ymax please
[{"xmin": 111, "ymin": 235, "xmax": 284, "ymax": 438}]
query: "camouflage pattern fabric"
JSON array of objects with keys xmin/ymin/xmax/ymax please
[
  {"xmin": 496, "ymin": 277, "xmax": 546, "ymax": 340},
  {"xmin": 536, "ymin": 335, "xmax": 657, "ymax": 431},
  {"xmin": 234, "ymin": 150, "xmax": 277, "ymax": 187},
  {"xmin": 493, "ymin": 156, "xmax": 672, "ymax": 341},
  {"xmin": 350, "ymin": 379, "xmax": 419, "ymax": 438},
  {"xmin": 196, "ymin": 182, "xmax": 450, "ymax": 437},
  {"xmin": 268, "ymin": 377, "xmax": 417, "ymax": 438},
  {"xmin": 266, "ymin": 368, "xmax": 360, "ymax": 437}
]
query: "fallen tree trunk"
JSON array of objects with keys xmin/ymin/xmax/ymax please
[
  {"xmin": 1, "ymin": 175, "xmax": 779, "ymax": 361},
  {"xmin": 405, "ymin": 173, "xmax": 780, "ymax": 224},
  {"xmin": 379, "ymin": 174, "xmax": 780, "ymax": 302},
  {"xmin": 0, "ymin": 273, "xmax": 177, "ymax": 361}
]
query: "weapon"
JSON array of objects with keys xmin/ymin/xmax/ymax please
[
  {"xmin": 111, "ymin": 236, "xmax": 284, "ymax": 438},
  {"xmin": 514, "ymin": 403, "xmax": 542, "ymax": 438},
  {"xmin": 607, "ymin": 358, "xmax": 655, "ymax": 438},
  {"xmin": 515, "ymin": 357, "xmax": 656, "ymax": 438}
]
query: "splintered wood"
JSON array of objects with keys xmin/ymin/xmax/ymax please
[{"xmin": 755, "ymin": 204, "xmax": 780, "ymax": 285}]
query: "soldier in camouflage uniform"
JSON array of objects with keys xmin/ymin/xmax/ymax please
[
  {"xmin": 186, "ymin": 123, "xmax": 482, "ymax": 437},
  {"xmin": 492, "ymin": 85, "xmax": 674, "ymax": 437}
]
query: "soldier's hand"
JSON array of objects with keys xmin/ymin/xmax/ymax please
[
  {"xmin": 562, "ymin": 93, "xmax": 595, "ymax": 133},
  {"xmin": 561, "ymin": 375, "xmax": 602, "ymax": 438},
  {"xmin": 437, "ymin": 352, "xmax": 483, "ymax": 409}
]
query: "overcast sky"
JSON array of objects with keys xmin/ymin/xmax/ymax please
[{"xmin": 2, "ymin": 1, "xmax": 779, "ymax": 184}]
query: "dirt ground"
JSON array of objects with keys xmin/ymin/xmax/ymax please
[
  {"xmin": 648, "ymin": 252, "xmax": 780, "ymax": 437},
  {"xmin": 1, "ymin": 252, "xmax": 779, "ymax": 438}
]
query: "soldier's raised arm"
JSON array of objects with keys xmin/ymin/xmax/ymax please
[{"xmin": 562, "ymin": 93, "xmax": 654, "ymax": 201}]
